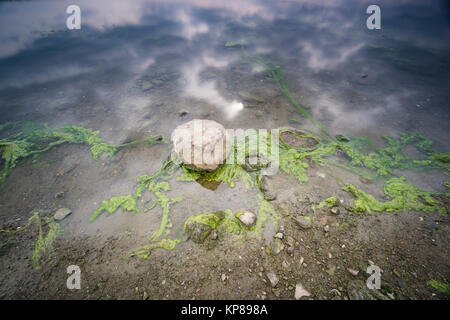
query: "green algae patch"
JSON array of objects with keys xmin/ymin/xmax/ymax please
[
  {"xmin": 0, "ymin": 211, "xmax": 62, "ymax": 269},
  {"xmin": 32, "ymin": 215, "xmax": 62, "ymax": 270},
  {"xmin": 428, "ymin": 279, "xmax": 450, "ymax": 296},
  {"xmin": 0, "ymin": 121, "xmax": 168, "ymax": 183},
  {"xmin": 184, "ymin": 212, "xmax": 224, "ymax": 231},
  {"xmin": 127, "ymin": 238, "xmax": 180, "ymax": 259},
  {"xmin": 318, "ymin": 196, "xmax": 339, "ymax": 209},
  {"xmin": 89, "ymin": 195, "xmax": 137, "ymax": 222},
  {"xmin": 343, "ymin": 177, "xmax": 448, "ymax": 214}
]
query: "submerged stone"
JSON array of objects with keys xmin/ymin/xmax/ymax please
[
  {"xmin": 53, "ymin": 208, "xmax": 72, "ymax": 221},
  {"xmin": 171, "ymin": 119, "xmax": 231, "ymax": 171},
  {"xmin": 280, "ymin": 128, "xmax": 318, "ymax": 149}
]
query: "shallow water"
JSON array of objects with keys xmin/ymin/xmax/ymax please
[{"xmin": 0, "ymin": 1, "xmax": 449, "ymax": 247}]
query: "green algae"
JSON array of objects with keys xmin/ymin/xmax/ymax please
[
  {"xmin": 89, "ymin": 195, "xmax": 138, "ymax": 222},
  {"xmin": 0, "ymin": 121, "xmax": 168, "ymax": 183},
  {"xmin": 31, "ymin": 213, "xmax": 62, "ymax": 270},
  {"xmin": 184, "ymin": 212, "xmax": 224, "ymax": 231},
  {"xmin": 343, "ymin": 177, "xmax": 448, "ymax": 214},
  {"xmin": 428, "ymin": 279, "xmax": 450, "ymax": 296},
  {"xmin": 126, "ymin": 238, "xmax": 180, "ymax": 259},
  {"xmin": 0, "ymin": 211, "xmax": 62, "ymax": 269},
  {"xmin": 318, "ymin": 196, "xmax": 339, "ymax": 209}
]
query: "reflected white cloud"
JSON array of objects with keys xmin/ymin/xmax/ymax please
[
  {"xmin": 182, "ymin": 54, "xmax": 243, "ymax": 120},
  {"xmin": 302, "ymin": 41, "xmax": 364, "ymax": 71}
]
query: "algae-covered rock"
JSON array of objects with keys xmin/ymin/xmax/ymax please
[
  {"xmin": 184, "ymin": 211, "xmax": 225, "ymax": 243},
  {"xmin": 171, "ymin": 119, "xmax": 231, "ymax": 171}
]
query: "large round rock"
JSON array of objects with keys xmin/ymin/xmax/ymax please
[{"xmin": 171, "ymin": 119, "xmax": 231, "ymax": 171}]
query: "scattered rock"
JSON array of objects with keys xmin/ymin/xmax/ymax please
[
  {"xmin": 267, "ymin": 238, "xmax": 285, "ymax": 255},
  {"xmin": 179, "ymin": 110, "xmax": 188, "ymax": 117},
  {"xmin": 280, "ymin": 129, "xmax": 318, "ymax": 149},
  {"xmin": 221, "ymin": 274, "xmax": 226, "ymax": 281},
  {"xmin": 335, "ymin": 134, "xmax": 350, "ymax": 142},
  {"xmin": 143, "ymin": 291, "xmax": 148, "ymax": 300},
  {"xmin": 295, "ymin": 283, "xmax": 311, "ymax": 300},
  {"xmin": 171, "ymin": 119, "xmax": 231, "ymax": 171},
  {"xmin": 274, "ymin": 233, "xmax": 283, "ymax": 239},
  {"xmin": 330, "ymin": 207, "xmax": 340, "ymax": 215},
  {"xmin": 235, "ymin": 210, "xmax": 257, "ymax": 228},
  {"xmin": 360, "ymin": 177, "xmax": 373, "ymax": 184},
  {"xmin": 348, "ymin": 268, "xmax": 359, "ymax": 276},
  {"xmin": 324, "ymin": 225, "xmax": 330, "ymax": 233},
  {"xmin": 294, "ymin": 216, "xmax": 312, "ymax": 229},
  {"xmin": 54, "ymin": 191, "xmax": 65, "ymax": 200},
  {"xmin": 238, "ymin": 91, "xmax": 264, "ymax": 104},
  {"xmin": 53, "ymin": 208, "xmax": 72, "ymax": 221},
  {"xmin": 266, "ymin": 272, "xmax": 279, "ymax": 287}
]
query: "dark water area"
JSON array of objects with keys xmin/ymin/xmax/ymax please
[{"xmin": 0, "ymin": 0, "xmax": 449, "ymax": 300}]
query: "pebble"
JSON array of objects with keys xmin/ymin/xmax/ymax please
[
  {"xmin": 348, "ymin": 268, "xmax": 359, "ymax": 276},
  {"xmin": 324, "ymin": 225, "xmax": 330, "ymax": 232},
  {"xmin": 266, "ymin": 272, "xmax": 279, "ymax": 287},
  {"xmin": 330, "ymin": 207, "xmax": 340, "ymax": 215},
  {"xmin": 295, "ymin": 283, "xmax": 311, "ymax": 300},
  {"xmin": 221, "ymin": 274, "xmax": 226, "ymax": 281},
  {"xmin": 274, "ymin": 232, "xmax": 283, "ymax": 239},
  {"xmin": 53, "ymin": 208, "xmax": 72, "ymax": 221}
]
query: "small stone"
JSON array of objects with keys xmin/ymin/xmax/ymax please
[
  {"xmin": 221, "ymin": 274, "xmax": 226, "ymax": 281},
  {"xmin": 54, "ymin": 191, "xmax": 65, "ymax": 200},
  {"xmin": 294, "ymin": 216, "xmax": 312, "ymax": 229},
  {"xmin": 287, "ymin": 246, "xmax": 294, "ymax": 255},
  {"xmin": 295, "ymin": 283, "xmax": 311, "ymax": 300},
  {"xmin": 236, "ymin": 210, "xmax": 257, "ymax": 228},
  {"xmin": 211, "ymin": 231, "xmax": 218, "ymax": 240},
  {"xmin": 266, "ymin": 272, "xmax": 279, "ymax": 287},
  {"xmin": 282, "ymin": 260, "xmax": 290, "ymax": 269},
  {"xmin": 274, "ymin": 232, "xmax": 283, "ymax": 239},
  {"xmin": 268, "ymin": 238, "xmax": 285, "ymax": 255},
  {"xmin": 330, "ymin": 207, "xmax": 340, "ymax": 215},
  {"xmin": 348, "ymin": 268, "xmax": 359, "ymax": 276},
  {"xmin": 53, "ymin": 208, "xmax": 72, "ymax": 221},
  {"xmin": 179, "ymin": 110, "xmax": 188, "ymax": 117},
  {"xmin": 143, "ymin": 291, "xmax": 148, "ymax": 300},
  {"xmin": 324, "ymin": 225, "xmax": 330, "ymax": 232}
]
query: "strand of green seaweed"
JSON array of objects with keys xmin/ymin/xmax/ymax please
[{"xmin": 0, "ymin": 121, "xmax": 168, "ymax": 184}]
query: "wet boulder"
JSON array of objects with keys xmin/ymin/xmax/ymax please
[
  {"xmin": 171, "ymin": 119, "xmax": 231, "ymax": 171},
  {"xmin": 184, "ymin": 211, "xmax": 225, "ymax": 243}
]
